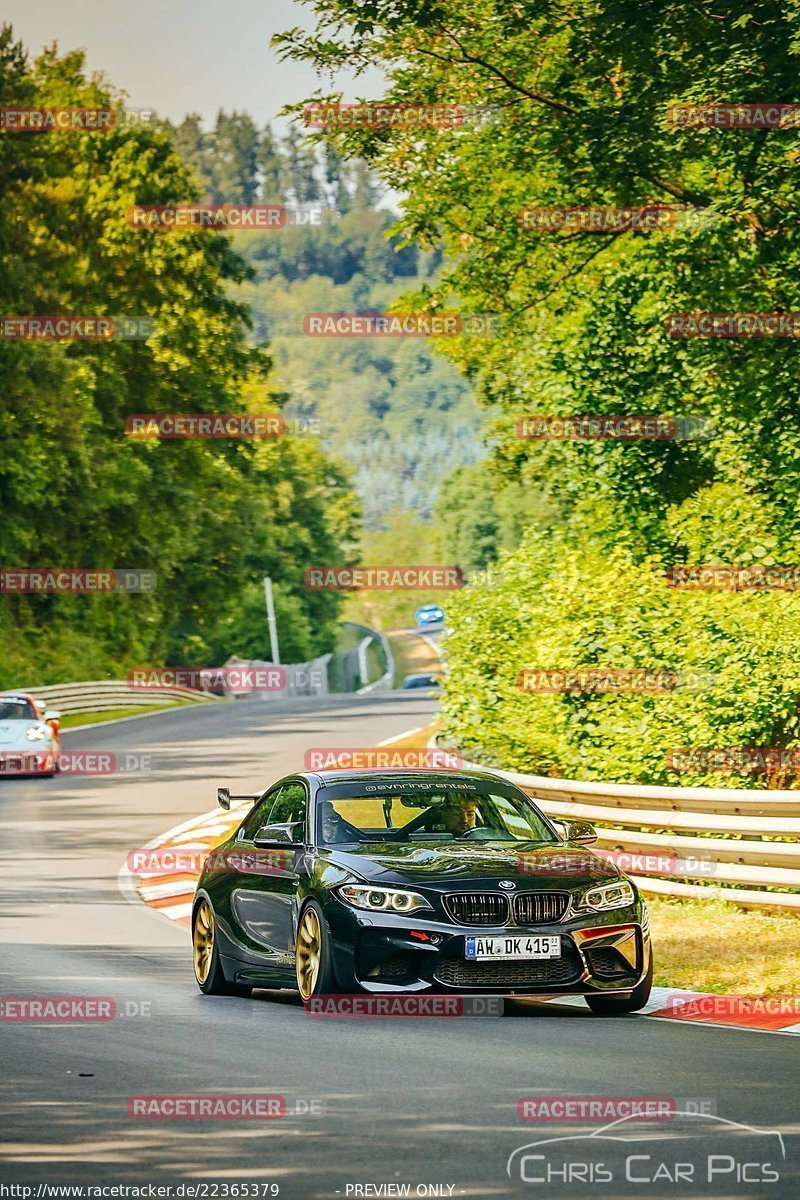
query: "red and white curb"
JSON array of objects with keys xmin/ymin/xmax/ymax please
[
  {"xmin": 535, "ymin": 988, "xmax": 800, "ymax": 1035},
  {"xmin": 122, "ymin": 801, "xmax": 799, "ymax": 1037},
  {"xmin": 121, "ymin": 799, "xmax": 250, "ymax": 926}
]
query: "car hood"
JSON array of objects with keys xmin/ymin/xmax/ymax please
[
  {"xmin": 323, "ymin": 842, "xmax": 621, "ymax": 888},
  {"xmin": 0, "ymin": 720, "xmax": 47, "ymax": 748}
]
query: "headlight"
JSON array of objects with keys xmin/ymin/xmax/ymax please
[
  {"xmin": 337, "ymin": 885, "xmax": 432, "ymax": 914},
  {"xmin": 579, "ymin": 880, "xmax": 635, "ymax": 911},
  {"xmin": 26, "ymin": 725, "xmax": 48, "ymax": 742}
]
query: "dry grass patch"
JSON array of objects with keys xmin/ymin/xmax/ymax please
[{"xmin": 648, "ymin": 895, "xmax": 800, "ymax": 995}]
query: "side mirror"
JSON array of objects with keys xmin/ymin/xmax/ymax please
[
  {"xmin": 43, "ymin": 710, "xmax": 61, "ymax": 722},
  {"xmin": 556, "ymin": 818, "xmax": 597, "ymax": 845},
  {"xmin": 253, "ymin": 823, "xmax": 301, "ymax": 848}
]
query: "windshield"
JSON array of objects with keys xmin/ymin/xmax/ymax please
[
  {"xmin": 0, "ymin": 700, "xmax": 37, "ymax": 721},
  {"xmin": 315, "ymin": 786, "xmax": 558, "ymax": 847}
]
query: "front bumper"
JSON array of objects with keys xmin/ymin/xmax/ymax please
[
  {"xmin": 326, "ymin": 899, "xmax": 650, "ymax": 996},
  {"xmin": 0, "ymin": 749, "xmax": 56, "ymax": 776}
]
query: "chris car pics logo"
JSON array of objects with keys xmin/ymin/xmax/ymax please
[{"xmin": 507, "ymin": 1111, "xmax": 785, "ymax": 1190}]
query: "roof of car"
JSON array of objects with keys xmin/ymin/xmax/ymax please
[{"xmin": 309, "ymin": 767, "xmax": 506, "ymax": 787}]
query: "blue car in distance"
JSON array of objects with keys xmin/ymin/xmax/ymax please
[{"xmin": 415, "ymin": 603, "xmax": 444, "ymax": 628}]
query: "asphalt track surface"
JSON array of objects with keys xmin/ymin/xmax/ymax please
[{"xmin": 0, "ymin": 694, "xmax": 798, "ymax": 1199}]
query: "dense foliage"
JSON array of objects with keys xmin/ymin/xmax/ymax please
[
  {"xmin": 0, "ymin": 29, "xmax": 358, "ymax": 685},
  {"xmin": 277, "ymin": 0, "xmax": 800, "ymax": 784},
  {"xmin": 159, "ymin": 112, "xmax": 485, "ymax": 527}
]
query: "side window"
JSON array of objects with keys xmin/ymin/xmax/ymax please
[
  {"xmin": 239, "ymin": 791, "xmax": 278, "ymax": 841},
  {"xmin": 266, "ymin": 783, "xmax": 307, "ymax": 835}
]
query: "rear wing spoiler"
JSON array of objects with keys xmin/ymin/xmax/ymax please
[{"xmin": 217, "ymin": 786, "xmax": 258, "ymax": 811}]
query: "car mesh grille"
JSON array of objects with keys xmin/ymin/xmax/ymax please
[
  {"xmin": 444, "ymin": 893, "xmax": 509, "ymax": 925},
  {"xmin": 585, "ymin": 947, "xmax": 635, "ymax": 980},
  {"xmin": 365, "ymin": 957, "xmax": 413, "ymax": 982},
  {"xmin": 434, "ymin": 950, "xmax": 582, "ymax": 989},
  {"xmin": 513, "ymin": 892, "xmax": 570, "ymax": 924}
]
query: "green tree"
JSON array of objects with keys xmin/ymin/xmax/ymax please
[
  {"xmin": 161, "ymin": 113, "xmax": 210, "ymax": 194},
  {"xmin": 257, "ymin": 122, "xmax": 284, "ymax": 200},
  {"xmin": 210, "ymin": 110, "xmax": 260, "ymax": 203},
  {"xmin": 282, "ymin": 125, "xmax": 320, "ymax": 203},
  {"xmin": 434, "ymin": 462, "xmax": 555, "ymax": 569},
  {"xmin": 324, "ymin": 143, "xmax": 351, "ymax": 213},
  {"xmin": 0, "ymin": 27, "xmax": 358, "ymax": 686},
  {"xmin": 273, "ymin": 1, "xmax": 800, "ymax": 783},
  {"xmin": 274, "ymin": 0, "xmax": 800, "ymax": 543}
]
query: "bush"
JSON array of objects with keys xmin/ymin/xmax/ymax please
[{"xmin": 440, "ymin": 485, "xmax": 800, "ymax": 788}]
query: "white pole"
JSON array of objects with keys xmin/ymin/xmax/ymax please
[{"xmin": 264, "ymin": 577, "xmax": 280, "ymax": 665}]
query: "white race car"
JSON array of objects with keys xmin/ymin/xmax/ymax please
[{"xmin": 0, "ymin": 694, "xmax": 62, "ymax": 777}]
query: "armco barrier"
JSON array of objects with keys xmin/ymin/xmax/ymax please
[
  {"xmin": 358, "ymin": 628, "xmax": 395, "ymax": 693},
  {"xmin": 18, "ymin": 679, "xmax": 219, "ymax": 715},
  {"xmin": 332, "ymin": 621, "xmax": 394, "ymax": 693},
  {"xmin": 455, "ymin": 756, "xmax": 800, "ymax": 911},
  {"xmin": 7, "ymin": 652, "xmax": 335, "ymax": 715},
  {"xmin": 220, "ymin": 654, "xmax": 332, "ymax": 698}
]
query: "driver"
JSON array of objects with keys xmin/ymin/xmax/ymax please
[
  {"xmin": 318, "ymin": 800, "xmax": 363, "ymax": 845},
  {"xmin": 438, "ymin": 796, "xmax": 479, "ymax": 836}
]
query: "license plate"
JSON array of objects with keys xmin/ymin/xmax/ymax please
[{"xmin": 465, "ymin": 935, "xmax": 561, "ymax": 961}]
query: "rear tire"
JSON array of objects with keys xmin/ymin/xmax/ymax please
[
  {"xmin": 586, "ymin": 949, "xmax": 653, "ymax": 1015},
  {"xmin": 295, "ymin": 900, "xmax": 339, "ymax": 1000},
  {"xmin": 192, "ymin": 898, "xmax": 252, "ymax": 997}
]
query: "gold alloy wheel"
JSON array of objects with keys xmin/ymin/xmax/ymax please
[
  {"xmin": 296, "ymin": 906, "xmax": 321, "ymax": 1000},
  {"xmin": 193, "ymin": 899, "xmax": 215, "ymax": 985}
]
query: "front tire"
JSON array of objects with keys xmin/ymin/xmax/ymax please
[
  {"xmin": 192, "ymin": 898, "xmax": 252, "ymax": 997},
  {"xmin": 585, "ymin": 949, "xmax": 653, "ymax": 1015},
  {"xmin": 295, "ymin": 900, "xmax": 338, "ymax": 1000}
]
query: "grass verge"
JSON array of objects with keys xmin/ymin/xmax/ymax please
[
  {"xmin": 59, "ymin": 700, "xmax": 204, "ymax": 728},
  {"xmin": 648, "ymin": 895, "xmax": 799, "ymax": 995},
  {"xmin": 386, "ymin": 629, "xmax": 441, "ymax": 687}
]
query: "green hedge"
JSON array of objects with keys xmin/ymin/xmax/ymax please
[{"xmin": 441, "ymin": 485, "xmax": 800, "ymax": 789}]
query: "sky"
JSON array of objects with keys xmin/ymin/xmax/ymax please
[{"xmin": 8, "ymin": 0, "xmax": 385, "ymax": 129}]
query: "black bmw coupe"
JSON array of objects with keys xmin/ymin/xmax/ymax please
[{"xmin": 192, "ymin": 768, "xmax": 653, "ymax": 1014}]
